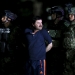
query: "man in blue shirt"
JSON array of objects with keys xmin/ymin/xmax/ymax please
[{"xmin": 24, "ymin": 16, "xmax": 53, "ymax": 75}]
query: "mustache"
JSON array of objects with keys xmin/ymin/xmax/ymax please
[{"xmin": 39, "ymin": 25, "xmax": 43, "ymax": 27}]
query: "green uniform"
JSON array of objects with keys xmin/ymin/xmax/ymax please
[{"xmin": 63, "ymin": 21, "xmax": 75, "ymax": 75}]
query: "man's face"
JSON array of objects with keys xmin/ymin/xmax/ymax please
[
  {"xmin": 1, "ymin": 16, "xmax": 11, "ymax": 23},
  {"xmin": 1, "ymin": 16, "xmax": 11, "ymax": 27},
  {"xmin": 33, "ymin": 19, "xmax": 43, "ymax": 30},
  {"xmin": 69, "ymin": 14, "xmax": 75, "ymax": 21},
  {"xmin": 51, "ymin": 13, "xmax": 56, "ymax": 20},
  {"xmin": 1, "ymin": 16, "xmax": 7, "ymax": 23}
]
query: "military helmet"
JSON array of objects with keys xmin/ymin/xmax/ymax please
[
  {"xmin": 69, "ymin": 7, "xmax": 75, "ymax": 14},
  {"xmin": 4, "ymin": 10, "xmax": 17, "ymax": 21},
  {"xmin": 65, "ymin": 3, "xmax": 73, "ymax": 12},
  {"xmin": 51, "ymin": 6, "xmax": 64, "ymax": 16}
]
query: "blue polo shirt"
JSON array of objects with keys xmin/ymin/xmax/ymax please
[{"xmin": 24, "ymin": 28, "xmax": 52, "ymax": 60}]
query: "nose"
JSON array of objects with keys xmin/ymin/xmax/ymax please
[
  {"xmin": 40, "ymin": 22, "xmax": 42, "ymax": 25},
  {"xmin": 40, "ymin": 24, "xmax": 42, "ymax": 26}
]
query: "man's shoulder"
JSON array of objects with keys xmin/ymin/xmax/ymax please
[
  {"xmin": 40, "ymin": 28, "xmax": 49, "ymax": 36},
  {"xmin": 25, "ymin": 28, "xmax": 32, "ymax": 33}
]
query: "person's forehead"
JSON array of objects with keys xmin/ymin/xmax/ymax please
[{"xmin": 36, "ymin": 19, "xmax": 42, "ymax": 22}]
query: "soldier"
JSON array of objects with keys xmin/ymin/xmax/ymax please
[
  {"xmin": 0, "ymin": 10, "xmax": 17, "ymax": 54},
  {"xmin": 0, "ymin": 10, "xmax": 22, "ymax": 75},
  {"xmin": 63, "ymin": 7, "xmax": 75, "ymax": 75},
  {"xmin": 46, "ymin": 6, "xmax": 65, "ymax": 75}
]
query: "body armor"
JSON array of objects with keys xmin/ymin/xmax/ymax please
[
  {"xmin": 49, "ymin": 29, "xmax": 62, "ymax": 47},
  {"xmin": 48, "ymin": 20, "xmax": 64, "ymax": 48},
  {"xmin": 0, "ymin": 28, "xmax": 10, "ymax": 52}
]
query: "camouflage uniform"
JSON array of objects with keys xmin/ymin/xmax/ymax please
[
  {"xmin": 63, "ymin": 7, "xmax": 75, "ymax": 75},
  {"xmin": 64, "ymin": 19, "xmax": 70, "ymax": 28}
]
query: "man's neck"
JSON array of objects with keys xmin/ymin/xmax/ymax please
[{"xmin": 32, "ymin": 29, "xmax": 39, "ymax": 34}]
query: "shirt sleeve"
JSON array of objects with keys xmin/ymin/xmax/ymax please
[
  {"xmin": 24, "ymin": 28, "xmax": 30, "ymax": 33},
  {"xmin": 41, "ymin": 28, "xmax": 52, "ymax": 44}
]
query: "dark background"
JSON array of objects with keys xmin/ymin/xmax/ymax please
[{"xmin": 0, "ymin": 0, "xmax": 75, "ymax": 75}]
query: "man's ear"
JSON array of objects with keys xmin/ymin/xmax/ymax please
[{"xmin": 32, "ymin": 23, "xmax": 34, "ymax": 27}]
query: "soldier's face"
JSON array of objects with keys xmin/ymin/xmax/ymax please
[
  {"xmin": 1, "ymin": 16, "xmax": 11, "ymax": 27},
  {"xmin": 69, "ymin": 14, "xmax": 75, "ymax": 21},
  {"xmin": 1, "ymin": 16, "xmax": 7, "ymax": 22},
  {"xmin": 1, "ymin": 16, "xmax": 11, "ymax": 23},
  {"xmin": 51, "ymin": 13, "xmax": 56, "ymax": 20}
]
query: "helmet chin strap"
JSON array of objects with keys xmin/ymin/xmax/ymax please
[
  {"xmin": 3, "ymin": 20, "xmax": 8, "ymax": 23},
  {"xmin": 4, "ymin": 17, "xmax": 10, "ymax": 23},
  {"xmin": 5, "ymin": 20, "xmax": 9, "ymax": 23},
  {"xmin": 3, "ymin": 20, "xmax": 9, "ymax": 24},
  {"xmin": 4, "ymin": 14, "xmax": 11, "ymax": 23}
]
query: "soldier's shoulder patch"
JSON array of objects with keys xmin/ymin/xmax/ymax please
[{"xmin": 64, "ymin": 20, "xmax": 70, "ymax": 27}]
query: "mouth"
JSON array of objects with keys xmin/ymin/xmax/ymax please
[{"xmin": 39, "ymin": 26, "xmax": 43, "ymax": 27}]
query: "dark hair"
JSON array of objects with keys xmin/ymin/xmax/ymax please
[{"xmin": 32, "ymin": 16, "xmax": 42, "ymax": 24}]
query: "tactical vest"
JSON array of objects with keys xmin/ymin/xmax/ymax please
[
  {"xmin": 48, "ymin": 20, "xmax": 64, "ymax": 48},
  {"xmin": 48, "ymin": 29, "xmax": 62, "ymax": 47},
  {"xmin": 63, "ymin": 23, "xmax": 75, "ymax": 49},
  {"xmin": 0, "ymin": 28, "xmax": 10, "ymax": 52}
]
